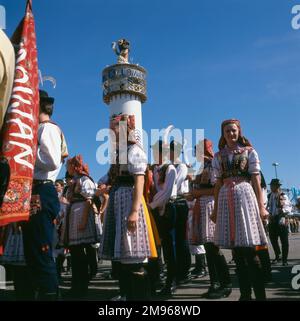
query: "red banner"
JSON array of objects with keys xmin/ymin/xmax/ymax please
[{"xmin": 0, "ymin": 0, "xmax": 39, "ymax": 226}]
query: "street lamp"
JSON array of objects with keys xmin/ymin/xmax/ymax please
[{"xmin": 272, "ymin": 162, "xmax": 279, "ymax": 179}]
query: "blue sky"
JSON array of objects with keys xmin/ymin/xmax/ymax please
[{"xmin": 2, "ymin": 0, "xmax": 300, "ymax": 189}]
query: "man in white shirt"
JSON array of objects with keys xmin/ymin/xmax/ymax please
[
  {"xmin": 149, "ymin": 140, "xmax": 178, "ymax": 296},
  {"xmin": 169, "ymin": 140, "xmax": 191, "ymax": 284},
  {"xmin": 267, "ymin": 179, "xmax": 291, "ymax": 266},
  {"xmin": 22, "ymin": 90, "xmax": 64, "ymax": 300}
]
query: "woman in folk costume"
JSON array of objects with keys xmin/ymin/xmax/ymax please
[
  {"xmin": 60, "ymin": 155, "xmax": 102, "ymax": 299},
  {"xmin": 0, "ymin": 222, "xmax": 34, "ymax": 300},
  {"xmin": 189, "ymin": 139, "xmax": 232, "ymax": 299},
  {"xmin": 99, "ymin": 114, "xmax": 157, "ymax": 301},
  {"xmin": 211, "ymin": 119, "xmax": 268, "ymax": 301}
]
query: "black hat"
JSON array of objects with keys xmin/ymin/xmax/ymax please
[
  {"xmin": 39, "ymin": 90, "xmax": 54, "ymax": 104},
  {"xmin": 269, "ymin": 178, "xmax": 282, "ymax": 186}
]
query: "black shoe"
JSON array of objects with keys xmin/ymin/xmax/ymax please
[
  {"xmin": 159, "ymin": 285, "xmax": 176, "ymax": 296},
  {"xmin": 176, "ymin": 273, "xmax": 193, "ymax": 285},
  {"xmin": 220, "ymin": 286, "xmax": 232, "ymax": 298},
  {"xmin": 206, "ymin": 288, "xmax": 224, "ymax": 300},
  {"xmin": 191, "ymin": 268, "xmax": 207, "ymax": 278},
  {"xmin": 271, "ymin": 257, "xmax": 281, "ymax": 264},
  {"xmin": 191, "ymin": 268, "xmax": 200, "ymax": 275},
  {"xmin": 202, "ymin": 284, "xmax": 221, "ymax": 299},
  {"xmin": 282, "ymin": 261, "xmax": 288, "ymax": 266},
  {"xmin": 203, "ymin": 284, "xmax": 231, "ymax": 300}
]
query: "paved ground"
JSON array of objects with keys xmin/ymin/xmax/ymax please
[{"xmin": 1, "ymin": 234, "xmax": 300, "ymax": 301}]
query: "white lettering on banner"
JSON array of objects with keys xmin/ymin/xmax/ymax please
[
  {"xmin": 5, "ymin": 46, "xmax": 35, "ymax": 169},
  {"xmin": 16, "ymin": 48, "xmax": 26, "ymax": 64},
  {"xmin": 7, "ymin": 107, "xmax": 33, "ymax": 121},
  {"xmin": 15, "ymin": 66, "xmax": 29, "ymax": 84},
  {"xmin": 8, "ymin": 141, "xmax": 33, "ymax": 169},
  {"xmin": 10, "ymin": 94, "xmax": 31, "ymax": 106},
  {"xmin": 8, "ymin": 118, "xmax": 33, "ymax": 140},
  {"xmin": 12, "ymin": 86, "xmax": 33, "ymax": 95}
]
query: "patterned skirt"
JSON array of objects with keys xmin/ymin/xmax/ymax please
[
  {"xmin": 0, "ymin": 224, "xmax": 26, "ymax": 266},
  {"xmin": 60, "ymin": 202, "xmax": 102, "ymax": 247},
  {"xmin": 214, "ymin": 181, "xmax": 268, "ymax": 249},
  {"xmin": 100, "ymin": 185, "xmax": 154, "ymax": 261},
  {"xmin": 189, "ymin": 196, "xmax": 215, "ymax": 245}
]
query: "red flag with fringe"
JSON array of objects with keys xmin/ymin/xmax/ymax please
[{"xmin": 0, "ymin": 0, "xmax": 39, "ymax": 227}]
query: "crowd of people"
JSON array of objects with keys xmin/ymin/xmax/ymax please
[
  {"xmin": 0, "ymin": 87, "xmax": 297, "ymax": 301},
  {"xmin": 0, "ymin": 27, "xmax": 297, "ymax": 302}
]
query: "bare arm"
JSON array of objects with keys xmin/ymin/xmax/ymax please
[
  {"xmin": 128, "ymin": 175, "xmax": 145, "ymax": 232},
  {"xmin": 251, "ymin": 174, "xmax": 269, "ymax": 220},
  {"xmin": 99, "ymin": 193, "xmax": 109, "ymax": 223},
  {"xmin": 211, "ymin": 178, "xmax": 223, "ymax": 223}
]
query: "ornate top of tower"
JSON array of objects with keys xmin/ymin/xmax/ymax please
[
  {"xmin": 112, "ymin": 39, "xmax": 130, "ymax": 64},
  {"xmin": 102, "ymin": 40, "xmax": 147, "ymax": 104}
]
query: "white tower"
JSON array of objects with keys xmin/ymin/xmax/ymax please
[{"xmin": 102, "ymin": 39, "xmax": 147, "ymax": 145}]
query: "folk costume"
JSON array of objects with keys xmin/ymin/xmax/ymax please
[
  {"xmin": 267, "ymin": 179, "xmax": 292, "ymax": 265},
  {"xmin": 60, "ymin": 155, "xmax": 102, "ymax": 298},
  {"xmin": 169, "ymin": 140, "xmax": 191, "ymax": 283},
  {"xmin": 192, "ymin": 139, "xmax": 231, "ymax": 299},
  {"xmin": 100, "ymin": 114, "xmax": 157, "ymax": 301},
  {"xmin": 22, "ymin": 104, "xmax": 64, "ymax": 299},
  {"xmin": 149, "ymin": 160, "xmax": 178, "ymax": 295},
  {"xmin": 212, "ymin": 119, "xmax": 268, "ymax": 301}
]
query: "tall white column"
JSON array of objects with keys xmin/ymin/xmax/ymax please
[{"xmin": 102, "ymin": 53, "xmax": 147, "ymax": 146}]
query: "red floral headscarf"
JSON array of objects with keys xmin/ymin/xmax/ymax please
[
  {"xmin": 204, "ymin": 139, "xmax": 214, "ymax": 159},
  {"xmin": 67, "ymin": 155, "xmax": 89, "ymax": 177},
  {"xmin": 218, "ymin": 119, "xmax": 252, "ymax": 150},
  {"xmin": 195, "ymin": 138, "xmax": 214, "ymax": 160}
]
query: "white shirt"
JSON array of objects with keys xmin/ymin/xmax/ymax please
[
  {"xmin": 34, "ymin": 122, "xmax": 62, "ymax": 182},
  {"xmin": 97, "ymin": 144, "xmax": 147, "ymax": 186},
  {"xmin": 0, "ymin": 30, "xmax": 15, "ymax": 130},
  {"xmin": 78, "ymin": 176, "xmax": 97, "ymax": 199},
  {"xmin": 175, "ymin": 163, "xmax": 189, "ymax": 195},
  {"xmin": 149, "ymin": 164, "xmax": 177, "ymax": 213},
  {"xmin": 212, "ymin": 147, "xmax": 261, "ymax": 179}
]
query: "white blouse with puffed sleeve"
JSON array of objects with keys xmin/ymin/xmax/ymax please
[
  {"xmin": 79, "ymin": 176, "xmax": 97, "ymax": 199},
  {"xmin": 127, "ymin": 144, "xmax": 148, "ymax": 175}
]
